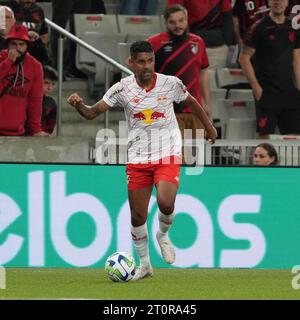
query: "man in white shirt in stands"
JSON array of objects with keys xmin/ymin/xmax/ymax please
[{"xmin": 67, "ymin": 41, "xmax": 217, "ymax": 281}]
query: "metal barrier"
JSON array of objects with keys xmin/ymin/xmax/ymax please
[
  {"xmin": 45, "ymin": 18, "xmax": 133, "ymax": 136},
  {"xmin": 205, "ymin": 139, "xmax": 300, "ymax": 166}
]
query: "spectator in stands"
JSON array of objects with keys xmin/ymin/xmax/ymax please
[
  {"xmin": 40, "ymin": 65, "xmax": 57, "ymax": 134},
  {"xmin": 26, "ymin": 65, "xmax": 58, "ymax": 135},
  {"xmin": 0, "ymin": 5, "xmax": 16, "ymax": 50},
  {"xmin": 0, "ymin": 24, "xmax": 48, "ymax": 136},
  {"xmin": 0, "ymin": 0, "xmax": 49, "ymax": 64},
  {"xmin": 50, "ymin": 0, "xmax": 106, "ymax": 79},
  {"xmin": 148, "ymin": 5, "xmax": 211, "ymax": 164},
  {"xmin": 119, "ymin": 0, "xmax": 158, "ymax": 15},
  {"xmin": 167, "ymin": 0, "xmax": 233, "ymax": 68},
  {"xmin": 233, "ymin": 0, "xmax": 269, "ymax": 49},
  {"xmin": 239, "ymin": 0, "xmax": 300, "ymax": 139},
  {"xmin": 252, "ymin": 143, "xmax": 278, "ymax": 165}
]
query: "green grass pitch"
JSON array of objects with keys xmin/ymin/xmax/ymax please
[{"xmin": 1, "ymin": 268, "xmax": 300, "ymax": 300}]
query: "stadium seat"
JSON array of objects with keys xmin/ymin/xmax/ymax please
[
  {"xmin": 37, "ymin": 2, "xmax": 52, "ymax": 19},
  {"xmin": 117, "ymin": 42, "xmax": 131, "ymax": 67},
  {"xmin": 269, "ymin": 134, "xmax": 300, "ymax": 141},
  {"xmin": 228, "ymin": 89, "xmax": 254, "ymax": 100},
  {"xmin": 159, "ymin": 14, "xmax": 166, "ymax": 31},
  {"xmin": 269, "ymin": 135, "xmax": 300, "ymax": 165},
  {"xmin": 208, "ymin": 68, "xmax": 218, "ymax": 89},
  {"xmin": 216, "ymin": 68, "xmax": 249, "ymax": 89},
  {"xmin": 74, "ymin": 14, "xmax": 119, "ymax": 39},
  {"xmin": 117, "ymin": 15, "xmax": 162, "ymax": 34},
  {"xmin": 126, "ymin": 33, "xmax": 153, "ymax": 43},
  {"xmin": 217, "ymin": 99, "xmax": 256, "ymax": 138},
  {"xmin": 210, "ymin": 88, "xmax": 227, "ymax": 120},
  {"xmin": 206, "ymin": 46, "xmax": 229, "ymax": 69},
  {"xmin": 226, "ymin": 118, "xmax": 256, "ymax": 139},
  {"xmin": 76, "ymin": 32, "xmax": 126, "ymax": 88},
  {"xmin": 226, "ymin": 45, "xmax": 240, "ymax": 68}
]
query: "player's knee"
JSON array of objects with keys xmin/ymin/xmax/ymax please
[
  {"xmin": 131, "ymin": 210, "xmax": 147, "ymax": 226},
  {"xmin": 157, "ymin": 199, "xmax": 174, "ymax": 215}
]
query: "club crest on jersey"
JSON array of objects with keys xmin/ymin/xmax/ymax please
[{"xmin": 190, "ymin": 42, "xmax": 198, "ymax": 54}]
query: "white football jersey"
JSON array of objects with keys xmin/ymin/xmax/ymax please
[{"xmin": 103, "ymin": 73, "xmax": 189, "ymax": 163}]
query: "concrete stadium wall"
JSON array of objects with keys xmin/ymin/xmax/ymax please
[{"xmin": 0, "ymin": 137, "xmax": 94, "ymax": 163}]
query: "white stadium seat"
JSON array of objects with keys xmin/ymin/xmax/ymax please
[
  {"xmin": 226, "ymin": 118, "xmax": 256, "ymax": 139},
  {"xmin": 37, "ymin": 2, "xmax": 52, "ymax": 19},
  {"xmin": 117, "ymin": 42, "xmax": 131, "ymax": 67},
  {"xmin": 228, "ymin": 89, "xmax": 254, "ymax": 100},
  {"xmin": 216, "ymin": 68, "xmax": 248, "ymax": 88},
  {"xmin": 76, "ymin": 32, "xmax": 126, "ymax": 86},
  {"xmin": 117, "ymin": 15, "xmax": 162, "ymax": 34},
  {"xmin": 74, "ymin": 14, "xmax": 119, "ymax": 38},
  {"xmin": 210, "ymin": 88, "xmax": 227, "ymax": 120},
  {"xmin": 208, "ymin": 68, "xmax": 218, "ymax": 89},
  {"xmin": 126, "ymin": 33, "xmax": 153, "ymax": 43},
  {"xmin": 217, "ymin": 99, "xmax": 256, "ymax": 138}
]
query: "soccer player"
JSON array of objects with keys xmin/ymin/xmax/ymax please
[
  {"xmin": 67, "ymin": 41, "xmax": 217, "ymax": 281},
  {"xmin": 239, "ymin": 0, "xmax": 300, "ymax": 138}
]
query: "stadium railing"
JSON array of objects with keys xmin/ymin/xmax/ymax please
[{"xmin": 45, "ymin": 18, "xmax": 132, "ymax": 136}]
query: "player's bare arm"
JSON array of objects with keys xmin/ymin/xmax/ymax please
[
  {"xmin": 67, "ymin": 93, "xmax": 110, "ymax": 120},
  {"xmin": 293, "ymin": 48, "xmax": 300, "ymax": 90},
  {"xmin": 239, "ymin": 44, "xmax": 262, "ymax": 100},
  {"xmin": 184, "ymin": 94, "xmax": 217, "ymax": 144}
]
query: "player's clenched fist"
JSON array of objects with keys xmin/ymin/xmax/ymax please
[{"xmin": 67, "ymin": 93, "xmax": 84, "ymax": 108}]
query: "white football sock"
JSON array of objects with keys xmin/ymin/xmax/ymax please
[
  {"xmin": 131, "ymin": 224, "xmax": 151, "ymax": 268},
  {"xmin": 158, "ymin": 211, "xmax": 174, "ymax": 236}
]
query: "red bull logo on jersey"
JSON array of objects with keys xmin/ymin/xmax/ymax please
[{"xmin": 133, "ymin": 109, "xmax": 166, "ymax": 124}]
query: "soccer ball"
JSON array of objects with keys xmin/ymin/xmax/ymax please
[{"xmin": 105, "ymin": 252, "xmax": 136, "ymax": 282}]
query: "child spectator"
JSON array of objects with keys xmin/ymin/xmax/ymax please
[
  {"xmin": 41, "ymin": 65, "xmax": 57, "ymax": 134},
  {"xmin": 25, "ymin": 65, "xmax": 57, "ymax": 135}
]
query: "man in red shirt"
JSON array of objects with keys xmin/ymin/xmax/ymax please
[
  {"xmin": 148, "ymin": 5, "xmax": 211, "ymax": 164},
  {"xmin": 0, "ymin": 24, "xmax": 48, "ymax": 136},
  {"xmin": 167, "ymin": 0, "xmax": 233, "ymax": 68}
]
